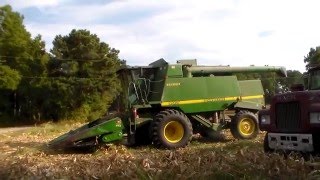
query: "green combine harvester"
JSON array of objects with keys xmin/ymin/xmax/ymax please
[{"xmin": 49, "ymin": 59, "xmax": 287, "ymax": 149}]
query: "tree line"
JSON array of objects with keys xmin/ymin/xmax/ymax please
[
  {"xmin": 0, "ymin": 5, "xmax": 318, "ymax": 124},
  {"xmin": 0, "ymin": 5, "xmax": 123, "ymax": 124}
]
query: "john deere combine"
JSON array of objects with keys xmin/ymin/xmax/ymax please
[{"xmin": 49, "ymin": 59, "xmax": 286, "ymax": 149}]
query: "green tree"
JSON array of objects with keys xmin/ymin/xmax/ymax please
[
  {"xmin": 0, "ymin": 5, "xmax": 24, "ymax": 90},
  {"xmin": 0, "ymin": 5, "xmax": 49, "ymax": 123},
  {"xmin": 47, "ymin": 29, "xmax": 122, "ymax": 121},
  {"xmin": 0, "ymin": 65, "xmax": 21, "ymax": 90},
  {"xmin": 277, "ymin": 70, "xmax": 303, "ymax": 92},
  {"xmin": 0, "ymin": 5, "xmax": 48, "ymax": 75},
  {"xmin": 15, "ymin": 34, "xmax": 49, "ymax": 122},
  {"xmin": 304, "ymin": 47, "xmax": 320, "ymax": 71}
]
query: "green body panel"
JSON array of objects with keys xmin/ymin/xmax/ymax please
[
  {"xmin": 166, "ymin": 64, "xmax": 183, "ymax": 78},
  {"xmin": 77, "ymin": 117, "xmax": 123, "ymax": 141},
  {"xmin": 101, "ymin": 130, "xmax": 123, "ymax": 143},
  {"xmin": 235, "ymin": 80, "xmax": 265, "ymax": 110},
  {"xmin": 122, "ymin": 59, "xmax": 285, "ymax": 113},
  {"xmin": 161, "ymin": 76, "xmax": 241, "ymax": 113}
]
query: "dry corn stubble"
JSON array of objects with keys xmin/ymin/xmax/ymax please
[{"xmin": 0, "ymin": 123, "xmax": 319, "ymax": 179}]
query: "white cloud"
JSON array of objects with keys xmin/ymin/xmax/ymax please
[
  {"xmin": 13, "ymin": 0, "xmax": 320, "ymax": 72},
  {"xmin": 1, "ymin": 0, "xmax": 60, "ymax": 9}
]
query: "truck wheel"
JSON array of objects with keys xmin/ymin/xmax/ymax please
[
  {"xmin": 230, "ymin": 110, "xmax": 258, "ymax": 139},
  {"xmin": 263, "ymin": 133, "xmax": 274, "ymax": 153},
  {"xmin": 152, "ymin": 109, "xmax": 193, "ymax": 149},
  {"xmin": 313, "ymin": 134, "xmax": 320, "ymax": 155}
]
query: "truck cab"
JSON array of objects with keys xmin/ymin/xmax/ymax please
[{"xmin": 259, "ymin": 66, "xmax": 320, "ymax": 153}]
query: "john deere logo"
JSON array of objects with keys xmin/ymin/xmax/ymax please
[{"xmin": 166, "ymin": 83, "xmax": 181, "ymax": 87}]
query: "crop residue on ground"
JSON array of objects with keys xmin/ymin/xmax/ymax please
[{"xmin": 1, "ymin": 123, "xmax": 320, "ymax": 179}]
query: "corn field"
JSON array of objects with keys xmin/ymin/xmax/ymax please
[{"xmin": 0, "ymin": 122, "xmax": 320, "ymax": 179}]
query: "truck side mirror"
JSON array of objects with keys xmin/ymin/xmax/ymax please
[{"xmin": 290, "ymin": 84, "xmax": 304, "ymax": 91}]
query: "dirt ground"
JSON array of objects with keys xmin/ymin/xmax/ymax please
[
  {"xmin": 0, "ymin": 127, "xmax": 31, "ymax": 134},
  {"xmin": 0, "ymin": 123, "xmax": 320, "ymax": 179}
]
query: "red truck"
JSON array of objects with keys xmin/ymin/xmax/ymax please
[{"xmin": 259, "ymin": 66, "xmax": 320, "ymax": 153}]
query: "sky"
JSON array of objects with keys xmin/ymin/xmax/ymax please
[{"xmin": 1, "ymin": 0, "xmax": 320, "ymax": 73}]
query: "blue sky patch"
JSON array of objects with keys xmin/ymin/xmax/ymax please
[
  {"xmin": 258, "ymin": 30, "xmax": 274, "ymax": 38},
  {"xmin": 64, "ymin": 0, "xmax": 115, "ymax": 6},
  {"xmin": 20, "ymin": 7, "xmax": 56, "ymax": 23},
  {"xmin": 94, "ymin": 9, "xmax": 157, "ymax": 25}
]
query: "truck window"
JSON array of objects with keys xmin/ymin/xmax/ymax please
[{"xmin": 309, "ymin": 70, "xmax": 320, "ymax": 90}]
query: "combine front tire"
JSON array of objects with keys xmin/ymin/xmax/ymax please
[
  {"xmin": 152, "ymin": 109, "xmax": 193, "ymax": 149},
  {"xmin": 230, "ymin": 110, "xmax": 258, "ymax": 139}
]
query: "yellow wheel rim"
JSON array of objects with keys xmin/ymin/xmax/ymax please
[
  {"xmin": 239, "ymin": 118, "xmax": 255, "ymax": 136},
  {"xmin": 164, "ymin": 121, "xmax": 184, "ymax": 143}
]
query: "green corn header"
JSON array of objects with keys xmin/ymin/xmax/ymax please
[{"xmin": 49, "ymin": 59, "xmax": 286, "ymax": 150}]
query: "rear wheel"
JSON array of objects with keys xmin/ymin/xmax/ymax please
[
  {"xmin": 152, "ymin": 109, "xmax": 193, "ymax": 149},
  {"xmin": 230, "ymin": 110, "xmax": 258, "ymax": 139},
  {"xmin": 312, "ymin": 133, "xmax": 320, "ymax": 155}
]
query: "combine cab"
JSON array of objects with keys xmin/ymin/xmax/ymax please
[{"xmin": 49, "ymin": 59, "xmax": 286, "ymax": 149}]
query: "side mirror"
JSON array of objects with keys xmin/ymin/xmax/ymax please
[{"xmin": 290, "ymin": 84, "xmax": 304, "ymax": 91}]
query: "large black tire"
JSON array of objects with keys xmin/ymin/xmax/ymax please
[
  {"xmin": 312, "ymin": 133, "xmax": 320, "ymax": 155},
  {"xmin": 152, "ymin": 109, "xmax": 193, "ymax": 149},
  {"xmin": 263, "ymin": 133, "xmax": 274, "ymax": 153},
  {"xmin": 230, "ymin": 110, "xmax": 258, "ymax": 139}
]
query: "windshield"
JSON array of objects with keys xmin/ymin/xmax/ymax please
[
  {"xmin": 309, "ymin": 69, "xmax": 320, "ymax": 90},
  {"xmin": 126, "ymin": 68, "xmax": 156, "ymax": 105},
  {"xmin": 115, "ymin": 68, "xmax": 156, "ymax": 111}
]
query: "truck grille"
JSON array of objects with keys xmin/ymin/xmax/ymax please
[{"xmin": 275, "ymin": 102, "xmax": 301, "ymax": 132}]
